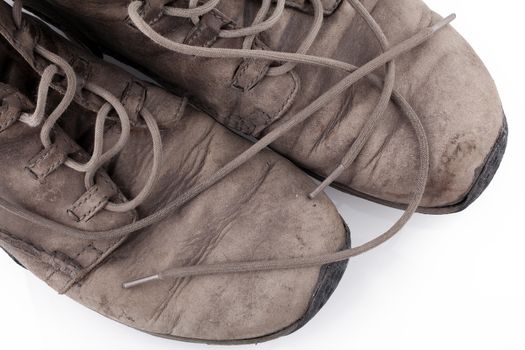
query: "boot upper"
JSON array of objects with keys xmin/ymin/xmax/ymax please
[
  {"xmin": 23, "ymin": 0, "xmax": 506, "ymax": 209},
  {"xmin": 0, "ymin": 2, "xmax": 348, "ymax": 342}
]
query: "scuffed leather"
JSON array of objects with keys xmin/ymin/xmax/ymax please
[
  {"xmin": 262, "ymin": 0, "xmax": 504, "ymax": 208},
  {"xmin": 0, "ymin": 2, "xmax": 348, "ymax": 342},
  {"xmin": 24, "ymin": 0, "xmax": 506, "ymax": 209},
  {"xmin": 71, "ymin": 112, "xmax": 347, "ymax": 340}
]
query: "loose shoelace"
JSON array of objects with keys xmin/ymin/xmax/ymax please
[{"xmin": 1, "ymin": 0, "xmax": 454, "ymax": 289}]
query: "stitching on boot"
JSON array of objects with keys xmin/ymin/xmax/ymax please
[
  {"xmin": 274, "ymin": 70, "xmax": 301, "ymax": 121},
  {"xmin": 67, "ymin": 185, "xmax": 109, "ymax": 223},
  {"xmin": 232, "ymin": 57, "xmax": 270, "ymax": 91},
  {"xmin": 120, "ymin": 81, "xmax": 146, "ymax": 125},
  {"xmin": 0, "ymin": 229, "xmax": 82, "ymax": 281},
  {"xmin": 231, "ymin": 38, "xmax": 272, "ymax": 91},
  {"xmin": 26, "ymin": 144, "xmax": 68, "ymax": 182},
  {"xmin": 60, "ymin": 234, "xmax": 129, "ymax": 294},
  {"xmin": 184, "ymin": 10, "xmax": 233, "ymax": 48}
]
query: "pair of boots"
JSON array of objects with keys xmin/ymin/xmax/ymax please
[{"xmin": 0, "ymin": 0, "xmax": 506, "ymax": 344}]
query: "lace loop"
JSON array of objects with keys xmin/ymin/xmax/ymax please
[
  {"xmin": 15, "ymin": 44, "xmax": 161, "ymax": 214},
  {"xmin": 131, "ymin": 0, "xmax": 324, "ymax": 76},
  {"xmin": 37, "ymin": 45, "xmax": 78, "ymax": 150},
  {"xmin": 18, "ymin": 64, "xmax": 59, "ymax": 127},
  {"xmin": 102, "ymin": 108, "xmax": 163, "ymax": 213},
  {"xmin": 79, "ymin": 82, "xmax": 132, "ymax": 191}
]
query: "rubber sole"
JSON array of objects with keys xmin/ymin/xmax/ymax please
[
  {"xmin": 1, "ymin": 221, "xmax": 351, "ymax": 345},
  {"xmin": 304, "ymin": 115, "xmax": 508, "ymax": 215}
]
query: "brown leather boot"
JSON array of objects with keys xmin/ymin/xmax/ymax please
[
  {"xmin": 23, "ymin": 0, "xmax": 507, "ymax": 214},
  {"xmin": 0, "ymin": 1, "xmax": 352, "ymax": 343}
]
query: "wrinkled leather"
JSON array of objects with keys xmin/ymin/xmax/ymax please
[
  {"xmin": 25, "ymin": 0, "xmax": 506, "ymax": 209},
  {"xmin": 0, "ymin": 2, "xmax": 348, "ymax": 342}
]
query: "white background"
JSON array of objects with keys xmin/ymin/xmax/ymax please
[{"xmin": 1, "ymin": 0, "xmax": 524, "ymax": 349}]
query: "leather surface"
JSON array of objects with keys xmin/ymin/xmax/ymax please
[
  {"xmin": 25, "ymin": 0, "xmax": 505, "ymax": 209},
  {"xmin": 0, "ymin": 2, "xmax": 348, "ymax": 342}
]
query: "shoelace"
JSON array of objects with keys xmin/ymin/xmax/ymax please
[
  {"xmin": 1, "ymin": 1, "xmax": 453, "ymax": 288},
  {"xmin": 161, "ymin": 0, "xmax": 323, "ymax": 76},
  {"xmin": 128, "ymin": 0, "xmax": 454, "ymax": 198},
  {"xmin": 16, "ymin": 44, "xmax": 163, "ymax": 213}
]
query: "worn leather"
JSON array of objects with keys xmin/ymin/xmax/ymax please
[
  {"xmin": 25, "ymin": 0, "xmax": 506, "ymax": 209},
  {"xmin": 0, "ymin": 2, "xmax": 348, "ymax": 342}
]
